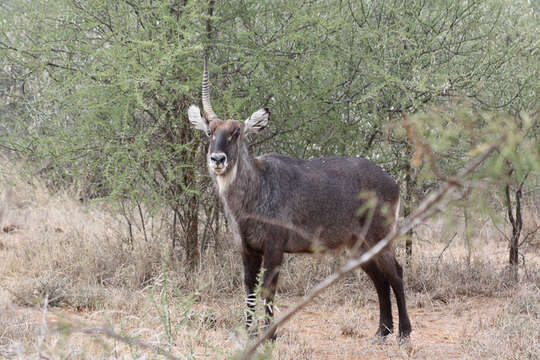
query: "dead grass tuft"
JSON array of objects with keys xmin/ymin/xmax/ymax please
[
  {"xmin": 0, "ymin": 305, "xmax": 39, "ymax": 358},
  {"xmin": 407, "ymin": 258, "xmax": 516, "ymax": 301},
  {"xmin": 278, "ymin": 251, "xmax": 373, "ymax": 304},
  {"xmin": 274, "ymin": 330, "xmax": 316, "ymax": 359},
  {"xmin": 462, "ymin": 283, "xmax": 540, "ymax": 359}
]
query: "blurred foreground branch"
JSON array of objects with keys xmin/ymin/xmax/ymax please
[{"xmin": 239, "ymin": 134, "xmax": 507, "ymax": 360}]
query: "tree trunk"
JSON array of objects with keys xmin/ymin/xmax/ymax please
[
  {"xmin": 404, "ymin": 154, "xmax": 416, "ymax": 264},
  {"xmin": 505, "ymin": 180, "xmax": 522, "ymax": 281},
  {"xmin": 185, "ymin": 193, "xmax": 200, "ymax": 271},
  {"xmin": 464, "ymin": 207, "xmax": 472, "ymax": 265}
]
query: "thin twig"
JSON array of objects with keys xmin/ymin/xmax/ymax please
[
  {"xmin": 436, "ymin": 232, "xmax": 458, "ymax": 265},
  {"xmin": 492, "ymin": 220, "xmax": 510, "ymax": 242},
  {"xmin": 137, "ymin": 201, "xmax": 148, "ymax": 243},
  {"xmin": 519, "ymin": 225, "xmax": 540, "ymax": 247}
]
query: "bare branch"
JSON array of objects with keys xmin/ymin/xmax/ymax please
[
  {"xmin": 504, "ymin": 168, "xmax": 516, "ymax": 228},
  {"xmin": 519, "ymin": 225, "xmax": 540, "ymax": 247},
  {"xmin": 436, "ymin": 232, "xmax": 458, "ymax": 265},
  {"xmin": 492, "ymin": 220, "xmax": 511, "ymax": 242}
]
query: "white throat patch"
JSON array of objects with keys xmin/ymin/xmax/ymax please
[{"xmin": 216, "ymin": 162, "xmax": 238, "ymax": 196}]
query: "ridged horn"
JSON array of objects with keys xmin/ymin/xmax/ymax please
[{"xmin": 202, "ymin": 55, "xmax": 218, "ymax": 121}]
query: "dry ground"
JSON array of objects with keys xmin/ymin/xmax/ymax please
[
  {"xmin": 1, "ymin": 161, "xmax": 539, "ymax": 359},
  {"xmin": 0, "ymin": 286, "xmax": 538, "ymax": 359}
]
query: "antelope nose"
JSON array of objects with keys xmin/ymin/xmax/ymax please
[{"xmin": 210, "ymin": 153, "xmax": 227, "ymax": 165}]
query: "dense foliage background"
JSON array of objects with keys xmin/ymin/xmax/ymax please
[{"xmin": 1, "ymin": 0, "xmax": 538, "ymax": 272}]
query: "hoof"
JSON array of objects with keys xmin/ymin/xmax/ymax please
[
  {"xmin": 398, "ymin": 334, "xmax": 411, "ymax": 346},
  {"xmin": 398, "ymin": 325, "xmax": 412, "ymax": 342},
  {"xmin": 398, "ymin": 327, "xmax": 411, "ymax": 345},
  {"xmin": 261, "ymin": 327, "xmax": 277, "ymax": 342},
  {"xmin": 370, "ymin": 335, "xmax": 388, "ymax": 345},
  {"xmin": 371, "ymin": 326, "xmax": 393, "ymax": 344},
  {"xmin": 375, "ymin": 326, "xmax": 393, "ymax": 337}
]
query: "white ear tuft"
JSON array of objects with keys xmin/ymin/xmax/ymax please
[
  {"xmin": 188, "ymin": 105, "xmax": 209, "ymax": 134},
  {"xmin": 244, "ymin": 108, "xmax": 270, "ymax": 135}
]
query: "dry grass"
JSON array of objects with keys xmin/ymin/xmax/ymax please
[
  {"xmin": 1, "ymin": 159, "xmax": 539, "ymax": 359},
  {"xmin": 0, "ymin": 186, "xmax": 162, "ymax": 310},
  {"xmin": 461, "ymin": 284, "xmax": 540, "ymax": 359}
]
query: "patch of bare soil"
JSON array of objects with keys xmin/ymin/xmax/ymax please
[{"xmin": 274, "ymin": 296, "xmax": 507, "ymax": 359}]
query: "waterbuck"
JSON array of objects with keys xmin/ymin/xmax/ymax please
[{"xmin": 187, "ymin": 58, "xmax": 412, "ymax": 341}]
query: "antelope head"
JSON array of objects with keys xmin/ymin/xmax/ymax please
[{"xmin": 188, "ymin": 57, "xmax": 269, "ymax": 176}]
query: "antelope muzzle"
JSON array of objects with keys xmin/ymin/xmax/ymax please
[{"xmin": 209, "ymin": 152, "xmax": 228, "ymax": 174}]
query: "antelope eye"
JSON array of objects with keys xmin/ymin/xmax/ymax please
[
  {"xmin": 230, "ymin": 128, "xmax": 240, "ymax": 140},
  {"xmin": 206, "ymin": 129, "xmax": 211, "ymax": 137}
]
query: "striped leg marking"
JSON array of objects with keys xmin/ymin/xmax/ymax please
[{"xmin": 245, "ymin": 293, "xmax": 257, "ymax": 328}]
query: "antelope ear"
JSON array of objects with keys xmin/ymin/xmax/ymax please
[
  {"xmin": 244, "ymin": 108, "xmax": 270, "ymax": 135},
  {"xmin": 188, "ymin": 105, "xmax": 210, "ymax": 135}
]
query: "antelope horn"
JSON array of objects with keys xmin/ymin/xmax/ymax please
[{"xmin": 202, "ymin": 55, "xmax": 218, "ymax": 121}]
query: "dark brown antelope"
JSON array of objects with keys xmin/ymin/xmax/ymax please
[{"xmin": 187, "ymin": 58, "xmax": 411, "ymax": 341}]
